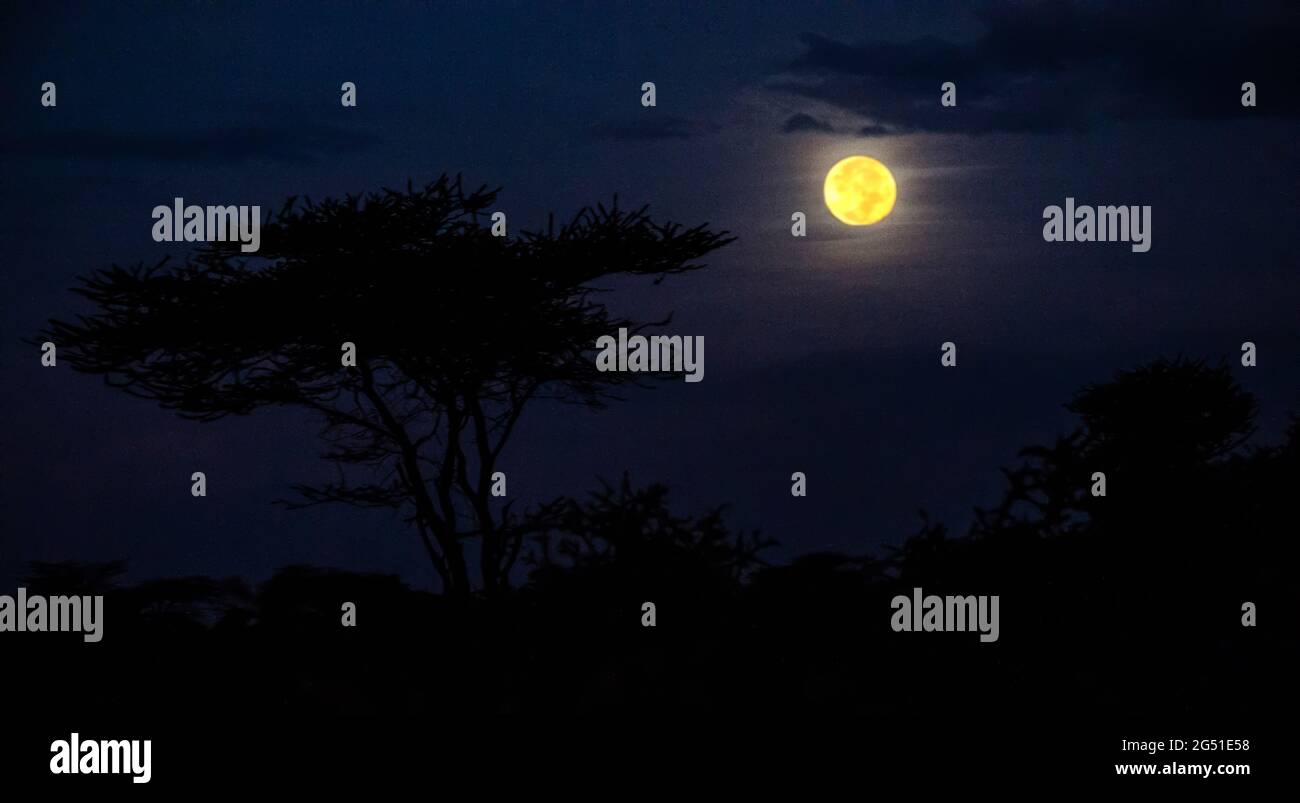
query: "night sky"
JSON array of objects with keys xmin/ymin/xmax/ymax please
[{"xmin": 2, "ymin": 1, "xmax": 1297, "ymax": 590}]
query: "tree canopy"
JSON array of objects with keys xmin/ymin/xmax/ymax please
[{"xmin": 41, "ymin": 177, "xmax": 735, "ymax": 595}]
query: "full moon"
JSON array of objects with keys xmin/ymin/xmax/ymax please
[{"xmin": 824, "ymin": 156, "xmax": 897, "ymax": 226}]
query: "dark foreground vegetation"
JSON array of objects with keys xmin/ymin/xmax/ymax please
[{"xmin": 5, "ymin": 359, "xmax": 1291, "ymax": 788}]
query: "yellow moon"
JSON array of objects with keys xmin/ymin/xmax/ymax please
[{"xmin": 824, "ymin": 156, "xmax": 897, "ymax": 225}]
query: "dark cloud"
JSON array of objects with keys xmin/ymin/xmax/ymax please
[
  {"xmin": 775, "ymin": 0, "xmax": 1299, "ymax": 136},
  {"xmin": 858, "ymin": 124, "xmax": 895, "ymax": 137},
  {"xmin": 2, "ymin": 124, "xmax": 381, "ymax": 164},
  {"xmin": 781, "ymin": 113, "xmax": 834, "ymax": 134},
  {"xmin": 588, "ymin": 115, "xmax": 716, "ymax": 141}
]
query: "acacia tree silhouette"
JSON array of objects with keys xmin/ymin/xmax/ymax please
[{"xmin": 40, "ymin": 177, "xmax": 734, "ymax": 596}]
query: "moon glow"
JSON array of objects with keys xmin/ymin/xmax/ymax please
[{"xmin": 824, "ymin": 156, "xmax": 897, "ymax": 226}]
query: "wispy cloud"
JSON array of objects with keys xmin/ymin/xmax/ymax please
[
  {"xmin": 781, "ymin": 113, "xmax": 834, "ymax": 134},
  {"xmin": 3, "ymin": 123, "xmax": 381, "ymax": 164},
  {"xmin": 589, "ymin": 115, "xmax": 718, "ymax": 141}
]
